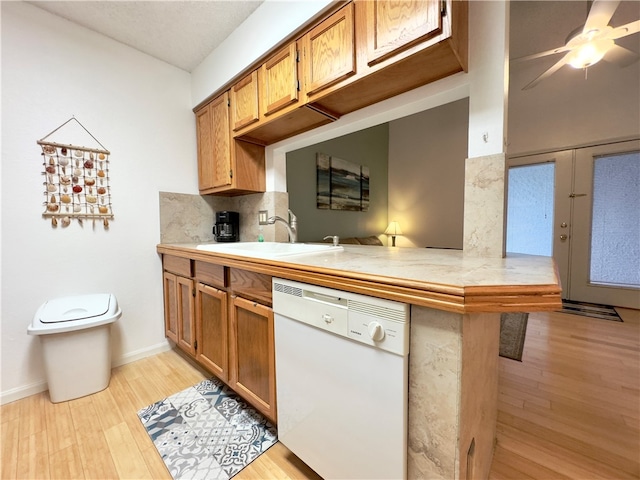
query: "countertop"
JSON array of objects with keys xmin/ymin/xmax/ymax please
[{"xmin": 157, "ymin": 242, "xmax": 562, "ymax": 313}]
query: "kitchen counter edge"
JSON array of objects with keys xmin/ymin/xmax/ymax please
[{"xmin": 157, "ymin": 243, "xmax": 562, "ymax": 314}]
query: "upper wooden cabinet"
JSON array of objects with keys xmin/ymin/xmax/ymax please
[
  {"xmin": 196, "ymin": 91, "xmax": 266, "ymax": 195},
  {"xmin": 260, "ymin": 43, "xmax": 300, "ymax": 117},
  {"xmin": 196, "ymin": 92, "xmax": 231, "ymax": 191},
  {"xmin": 301, "ymin": 3, "xmax": 356, "ymax": 97},
  {"xmin": 196, "ymin": 0, "xmax": 467, "ymax": 152},
  {"xmin": 364, "ymin": 0, "xmax": 442, "ymax": 66},
  {"xmin": 307, "ymin": 0, "xmax": 467, "ymax": 116},
  {"xmin": 233, "ymin": 42, "xmax": 335, "ymax": 146},
  {"xmin": 230, "ymin": 71, "xmax": 259, "ymax": 132}
]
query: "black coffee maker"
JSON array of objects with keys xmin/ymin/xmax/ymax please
[{"xmin": 213, "ymin": 211, "xmax": 239, "ymax": 242}]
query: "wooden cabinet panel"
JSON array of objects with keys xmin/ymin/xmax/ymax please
[
  {"xmin": 210, "ymin": 92, "xmax": 232, "ymax": 189},
  {"xmin": 229, "ymin": 296, "xmax": 276, "ymax": 422},
  {"xmin": 196, "ymin": 92, "xmax": 232, "ymax": 191},
  {"xmin": 365, "ymin": 0, "xmax": 442, "ymax": 66},
  {"xmin": 302, "ymin": 2, "xmax": 356, "ymax": 97},
  {"xmin": 229, "ymin": 268, "xmax": 272, "ymax": 305},
  {"xmin": 195, "ymin": 261, "xmax": 226, "ymax": 288},
  {"xmin": 308, "ymin": 0, "xmax": 464, "ymax": 117},
  {"xmin": 196, "ymin": 92, "xmax": 266, "ymax": 195},
  {"xmin": 260, "ymin": 43, "xmax": 299, "ymax": 117},
  {"xmin": 231, "ymin": 71, "xmax": 259, "ymax": 131},
  {"xmin": 196, "ymin": 283, "xmax": 228, "ymax": 381},
  {"xmin": 163, "ymin": 255, "xmax": 192, "ymax": 277},
  {"xmin": 195, "ymin": 105, "xmax": 215, "ymax": 192},
  {"xmin": 177, "ymin": 276, "xmax": 196, "ymax": 356},
  {"xmin": 163, "ymin": 272, "xmax": 179, "ymax": 344},
  {"xmin": 163, "ymin": 270, "xmax": 196, "ymax": 357}
]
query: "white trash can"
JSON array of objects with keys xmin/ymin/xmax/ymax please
[{"xmin": 27, "ymin": 293, "xmax": 121, "ymax": 403}]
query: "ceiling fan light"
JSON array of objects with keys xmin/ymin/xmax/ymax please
[{"xmin": 567, "ymin": 39, "xmax": 614, "ymax": 68}]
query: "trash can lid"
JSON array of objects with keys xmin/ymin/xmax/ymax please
[
  {"xmin": 39, "ymin": 293, "xmax": 112, "ymax": 323},
  {"xmin": 28, "ymin": 293, "xmax": 121, "ymax": 336}
]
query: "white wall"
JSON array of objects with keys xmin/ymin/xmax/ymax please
[
  {"xmin": 389, "ymin": 99, "xmax": 469, "ymax": 249},
  {"xmin": 508, "ymin": 1, "xmax": 640, "ymax": 156},
  {"xmin": 1, "ymin": 2, "xmax": 197, "ymax": 403},
  {"xmin": 508, "ymin": 53, "xmax": 640, "ymax": 156}
]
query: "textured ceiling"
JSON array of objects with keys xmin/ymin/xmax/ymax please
[{"xmin": 27, "ymin": 1, "xmax": 264, "ymax": 72}]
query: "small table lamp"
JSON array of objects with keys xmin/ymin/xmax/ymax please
[{"xmin": 384, "ymin": 221, "xmax": 403, "ymax": 247}]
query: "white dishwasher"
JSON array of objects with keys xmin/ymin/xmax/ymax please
[{"xmin": 273, "ymin": 278, "xmax": 409, "ymax": 480}]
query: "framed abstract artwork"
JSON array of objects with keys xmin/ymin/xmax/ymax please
[{"xmin": 316, "ymin": 153, "xmax": 369, "ymax": 211}]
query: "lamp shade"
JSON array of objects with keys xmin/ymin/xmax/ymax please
[{"xmin": 384, "ymin": 221, "xmax": 403, "ymax": 236}]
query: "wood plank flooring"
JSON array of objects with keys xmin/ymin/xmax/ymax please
[{"xmin": 1, "ymin": 308, "xmax": 638, "ymax": 479}]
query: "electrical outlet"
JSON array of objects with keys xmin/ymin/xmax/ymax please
[{"xmin": 258, "ymin": 210, "xmax": 269, "ymax": 225}]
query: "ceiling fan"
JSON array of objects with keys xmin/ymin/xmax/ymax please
[{"xmin": 514, "ymin": 0, "xmax": 640, "ymax": 90}]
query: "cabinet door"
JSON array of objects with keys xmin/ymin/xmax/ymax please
[
  {"xmin": 163, "ymin": 271, "xmax": 179, "ymax": 344},
  {"xmin": 260, "ymin": 43, "xmax": 300, "ymax": 117},
  {"xmin": 210, "ymin": 92, "xmax": 232, "ymax": 188},
  {"xmin": 196, "ymin": 283, "xmax": 228, "ymax": 381},
  {"xmin": 230, "ymin": 71, "xmax": 259, "ymax": 132},
  {"xmin": 302, "ymin": 2, "xmax": 355, "ymax": 96},
  {"xmin": 196, "ymin": 93, "xmax": 232, "ymax": 192},
  {"xmin": 229, "ymin": 296, "xmax": 276, "ymax": 422},
  {"xmin": 176, "ymin": 275, "xmax": 196, "ymax": 356},
  {"xmin": 364, "ymin": 0, "xmax": 442, "ymax": 66},
  {"xmin": 195, "ymin": 105, "xmax": 215, "ymax": 192}
]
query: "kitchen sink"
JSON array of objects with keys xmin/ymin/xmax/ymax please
[{"xmin": 196, "ymin": 242, "xmax": 342, "ymax": 258}]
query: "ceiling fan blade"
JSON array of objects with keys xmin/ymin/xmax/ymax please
[
  {"xmin": 584, "ymin": 0, "xmax": 621, "ymax": 32},
  {"xmin": 512, "ymin": 45, "xmax": 573, "ymax": 63},
  {"xmin": 603, "ymin": 43, "xmax": 640, "ymax": 67},
  {"xmin": 522, "ymin": 54, "xmax": 571, "ymax": 90},
  {"xmin": 609, "ymin": 20, "xmax": 640, "ymax": 39}
]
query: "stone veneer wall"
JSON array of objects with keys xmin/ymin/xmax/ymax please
[
  {"xmin": 463, "ymin": 153, "xmax": 507, "ymax": 257},
  {"xmin": 408, "ymin": 306, "xmax": 500, "ymax": 480},
  {"xmin": 408, "ymin": 306, "xmax": 462, "ymax": 479},
  {"xmin": 159, "ymin": 191, "xmax": 289, "ymax": 244}
]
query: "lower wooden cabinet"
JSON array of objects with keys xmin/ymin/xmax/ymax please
[
  {"xmin": 162, "ymin": 256, "xmax": 276, "ymax": 423},
  {"xmin": 195, "ymin": 283, "xmax": 229, "ymax": 382},
  {"xmin": 163, "ymin": 271, "xmax": 196, "ymax": 357},
  {"xmin": 229, "ymin": 295, "xmax": 276, "ymax": 423}
]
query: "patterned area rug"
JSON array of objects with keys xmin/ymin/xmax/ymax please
[
  {"xmin": 137, "ymin": 377, "xmax": 277, "ymax": 480},
  {"xmin": 559, "ymin": 300, "xmax": 622, "ymax": 321},
  {"xmin": 499, "ymin": 312, "xmax": 528, "ymax": 361}
]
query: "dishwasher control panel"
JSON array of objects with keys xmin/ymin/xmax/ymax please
[{"xmin": 273, "ymin": 278, "xmax": 409, "ymax": 356}]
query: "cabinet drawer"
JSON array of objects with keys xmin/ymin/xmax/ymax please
[
  {"xmin": 229, "ymin": 268, "xmax": 272, "ymax": 305},
  {"xmin": 163, "ymin": 255, "xmax": 192, "ymax": 277},
  {"xmin": 195, "ymin": 261, "xmax": 226, "ymax": 288}
]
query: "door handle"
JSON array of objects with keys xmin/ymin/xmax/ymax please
[
  {"xmin": 569, "ymin": 193, "xmax": 587, "ymax": 198},
  {"xmin": 560, "ymin": 234, "xmax": 568, "ymax": 241}
]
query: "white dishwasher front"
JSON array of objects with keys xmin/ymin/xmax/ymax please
[{"xmin": 273, "ymin": 278, "xmax": 409, "ymax": 480}]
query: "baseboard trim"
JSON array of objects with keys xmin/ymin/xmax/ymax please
[
  {"xmin": 0, "ymin": 340, "xmax": 172, "ymax": 405},
  {"xmin": 0, "ymin": 380, "xmax": 49, "ymax": 405},
  {"xmin": 111, "ymin": 340, "xmax": 173, "ymax": 368}
]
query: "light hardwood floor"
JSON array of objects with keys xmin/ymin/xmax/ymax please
[{"xmin": 1, "ymin": 308, "xmax": 638, "ymax": 479}]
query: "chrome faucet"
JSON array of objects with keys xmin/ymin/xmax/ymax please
[{"xmin": 268, "ymin": 209, "xmax": 298, "ymax": 243}]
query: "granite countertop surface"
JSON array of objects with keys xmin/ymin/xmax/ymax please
[{"xmin": 158, "ymin": 241, "xmax": 560, "ymax": 290}]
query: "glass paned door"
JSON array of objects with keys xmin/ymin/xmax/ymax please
[
  {"xmin": 507, "ymin": 150, "xmax": 573, "ymax": 297},
  {"xmin": 506, "ymin": 163, "xmax": 555, "ymax": 256},
  {"xmin": 508, "ymin": 140, "xmax": 640, "ymax": 309},
  {"xmin": 571, "ymin": 141, "xmax": 640, "ymax": 308}
]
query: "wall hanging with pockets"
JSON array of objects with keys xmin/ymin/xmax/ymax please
[{"xmin": 38, "ymin": 117, "xmax": 113, "ymax": 229}]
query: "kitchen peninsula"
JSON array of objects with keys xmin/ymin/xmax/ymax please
[{"xmin": 157, "ymin": 241, "xmax": 561, "ymax": 480}]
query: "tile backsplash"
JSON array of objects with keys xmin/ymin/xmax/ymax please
[{"xmin": 159, "ymin": 191, "xmax": 289, "ymax": 244}]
